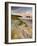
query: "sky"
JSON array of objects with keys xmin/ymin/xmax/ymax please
[{"xmin": 11, "ymin": 7, "xmax": 32, "ymax": 14}]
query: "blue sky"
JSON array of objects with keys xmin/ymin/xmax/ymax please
[{"xmin": 11, "ymin": 7, "xmax": 32, "ymax": 13}]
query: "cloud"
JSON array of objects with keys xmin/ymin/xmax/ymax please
[{"xmin": 11, "ymin": 7, "xmax": 32, "ymax": 13}]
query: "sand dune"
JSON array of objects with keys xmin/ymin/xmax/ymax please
[{"xmin": 11, "ymin": 16, "xmax": 32, "ymax": 39}]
